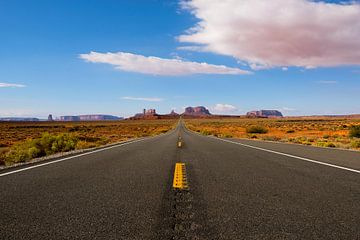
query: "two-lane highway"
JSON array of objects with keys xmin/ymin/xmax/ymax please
[
  {"xmin": 0, "ymin": 127, "xmax": 179, "ymax": 240},
  {"xmin": 1, "ymin": 122, "xmax": 359, "ymax": 239}
]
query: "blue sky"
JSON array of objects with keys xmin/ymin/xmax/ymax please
[{"xmin": 0, "ymin": 0, "xmax": 359, "ymax": 118}]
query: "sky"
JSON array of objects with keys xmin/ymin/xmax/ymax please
[{"xmin": 0, "ymin": 0, "xmax": 359, "ymax": 118}]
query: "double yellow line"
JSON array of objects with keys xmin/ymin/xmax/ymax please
[{"xmin": 172, "ymin": 163, "xmax": 188, "ymax": 190}]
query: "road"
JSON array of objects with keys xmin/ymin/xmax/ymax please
[{"xmin": 0, "ymin": 122, "xmax": 359, "ymax": 239}]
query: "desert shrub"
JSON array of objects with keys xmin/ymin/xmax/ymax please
[
  {"xmin": 0, "ymin": 153, "xmax": 5, "ymax": 165},
  {"xmin": 4, "ymin": 133, "xmax": 78, "ymax": 165},
  {"xmin": 246, "ymin": 125, "xmax": 268, "ymax": 134},
  {"xmin": 76, "ymin": 141, "xmax": 97, "ymax": 149},
  {"xmin": 223, "ymin": 133, "xmax": 233, "ymax": 138},
  {"xmin": 323, "ymin": 134, "xmax": 330, "ymax": 139},
  {"xmin": 325, "ymin": 142, "xmax": 336, "ymax": 148},
  {"xmin": 286, "ymin": 130, "xmax": 295, "ymax": 133},
  {"xmin": 200, "ymin": 130, "xmax": 211, "ymax": 136},
  {"xmin": 349, "ymin": 125, "xmax": 360, "ymax": 138},
  {"xmin": 316, "ymin": 141, "xmax": 327, "ymax": 147},
  {"xmin": 351, "ymin": 140, "xmax": 360, "ymax": 148},
  {"xmin": 262, "ymin": 136, "xmax": 281, "ymax": 141}
]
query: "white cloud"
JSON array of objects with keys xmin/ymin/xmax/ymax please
[
  {"xmin": 0, "ymin": 83, "xmax": 26, "ymax": 88},
  {"xmin": 281, "ymin": 107, "xmax": 296, "ymax": 111},
  {"xmin": 121, "ymin": 96, "xmax": 164, "ymax": 102},
  {"xmin": 179, "ymin": 0, "xmax": 360, "ymax": 69},
  {"xmin": 80, "ymin": 51, "xmax": 251, "ymax": 76},
  {"xmin": 212, "ymin": 103, "xmax": 237, "ymax": 113},
  {"xmin": 317, "ymin": 80, "xmax": 338, "ymax": 84},
  {"xmin": 0, "ymin": 109, "xmax": 44, "ymax": 117},
  {"xmin": 177, "ymin": 46, "xmax": 205, "ymax": 52}
]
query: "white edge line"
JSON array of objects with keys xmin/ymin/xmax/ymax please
[
  {"xmin": 209, "ymin": 136, "xmax": 360, "ymax": 174},
  {"xmin": 0, "ymin": 131, "xmax": 170, "ymax": 178}
]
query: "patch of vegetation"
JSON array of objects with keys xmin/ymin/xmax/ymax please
[
  {"xmin": 184, "ymin": 117, "xmax": 360, "ymax": 150},
  {"xmin": 246, "ymin": 125, "xmax": 268, "ymax": 134},
  {"xmin": 0, "ymin": 120, "xmax": 177, "ymax": 166},
  {"xmin": 351, "ymin": 140, "xmax": 360, "ymax": 148},
  {"xmin": 325, "ymin": 142, "xmax": 336, "ymax": 148},
  {"xmin": 323, "ymin": 134, "xmax": 330, "ymax": 139},
  {"xmin": 349, "ymin": 125, "xmax": 360, "ymax": 138},
  {"xmin": 4, "ymin": 133, "xmax": 78, "ymax": 166},
  {"xmin": 200, "ymin": 130, "xmax": 211, "ymax": 136},
  {"xmin": 262, "ymin": 136, "xmax": 281, "ymax": 141}
]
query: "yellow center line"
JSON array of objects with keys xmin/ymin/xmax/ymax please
[{"xmin": 173, "ymin": 163, "xmax": 188, "ymax": 190}]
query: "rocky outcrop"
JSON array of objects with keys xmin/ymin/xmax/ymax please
[
  {"xmin": 59, "ymin": 116, "xmax": 80, "ymax": 121},
  {"xmin": 59, "ymin": 115, "xmax": 122, "ymax": 121},
  {"xmin": 169, "ymin": 110, "xmax": 179, "ymax": 116},
  {"xmin": 0, "ymin": 117, "xmax": 39, "ymax": 122},
  {"xmin": 183, "ymin": 106, "xmax": 211, "ymax": 116},
  {"xmin": 246, "ymin": 110, "xmax": 283, "ymax": 118},
  {"xmin": 78, "ymin": 115, "xmax": 122, "ymax": 121},
  {"xmin": 131, "ymin": 109, "xmax": 159, "ymax": 119}
]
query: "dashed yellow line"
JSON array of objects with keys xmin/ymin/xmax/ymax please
[
  {"xmin": 173, "ymin": 163, "xmax": 188, "ymax": 190},
  {"xmin": 177, "ymin": 135, "xmax": 182, "ymax": 148}
]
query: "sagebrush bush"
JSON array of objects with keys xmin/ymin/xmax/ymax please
[
  {"xmin": 246, "ymin": 125, "xmax": 268, "ymax": 134},
  {"xmin": 4, "ymin": 133, "xmax": 78, "ymax": 165},
  {"xmin": 349, "ymin": 125, "xmax": 360, "ymax": 138}
]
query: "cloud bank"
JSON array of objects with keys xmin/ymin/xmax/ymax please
[
  {"xmin": 121, "ymin": 96, "xmax": 164, "ymax": 102},
  {"xmin": 80, "ymin": 51, "xmax": 250, "ymax": 76},
  {"xmin": 0, "ymin": 83, "xmax": 25, "ymax": 88},
  {"xmin": 179, "ymin": 0, "xmax": 360, "ymax": 69}
]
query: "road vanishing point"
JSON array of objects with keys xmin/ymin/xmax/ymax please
[{"xmin": 0, "ymin": 121, "xmax": 359, "ymax": 239}]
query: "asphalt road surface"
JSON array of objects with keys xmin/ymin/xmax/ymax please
[{"xmin": 0, "ymin": 122, "xmax": 359, "ymax": 239}]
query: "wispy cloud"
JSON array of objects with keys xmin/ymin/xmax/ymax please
[
  {"xmin": 317, "ymin": 80, "xmax": 338, "ymax": 84},
  {"xmin": 121, "ymin": 96, "xmax": 164, "ymax": 102},
  {"xmin": 0, "ymin": 83, "xmax": 26, "ymax": 88},
  {"xmin": 212, "ymin": 103, "xmax": 238, "ymax": 113},
  {"xmin": 179, "ymin": 0, "xmax": 360, "ymax": 70},
  {"xmin": 80, "ymin": 51, "xmax": 251, "ymax": 76}
]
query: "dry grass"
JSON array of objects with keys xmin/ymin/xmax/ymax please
[
  {"xmin": 0, "ymin": 120, "xmax": 177, "ymax": 165},
  {"xmin": 185, "ymin": 117, "xmax": 360, "ymax": 150}
]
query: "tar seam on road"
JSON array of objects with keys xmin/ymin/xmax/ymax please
[
  {"xmin": 0, "ymin": 135, "xmax": 167, "ymax": 178},
  {"xmin": 210, "ymin": 136, "xmax": 360, "ymax": 174}
]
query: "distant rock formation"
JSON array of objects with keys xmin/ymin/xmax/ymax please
[
  {"xmin": 246, "ymin": 110, "xmax": 283, "ymax": 118},
  {"xmin": 0, "ymin": 117, "xmax": 39, "ymax": 122},
  {"xmin": 144, "ymin": 109, "xmax": 156, "ymax": 116},
  {"xmin": 169, "ymin": 110, "xmax": 179, "ymax": 116},
  {"xmin": 59, "ymin": 116, "xmax": 80, "ymax": 121},
  {"xmin": 131, "ymin": 109, "xmax": 159, "ymax": 119},
  {"xmin": 78, "ymin": 115, "xmax": 122, "ymax": 121},
  {"xmin": 183, "ymin": 106, "xmax": 211, "ymax": 116},
  {"xmin": 129, "ymin": 109, "xmax": 183, "ymax": 120},
  {"xmin": 48, "ymin": 114, "xmax": 53, "ymax": 121},
  {"xmin": 58, "ymin": 115, "xmax": 122, "ymax": 121}
]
